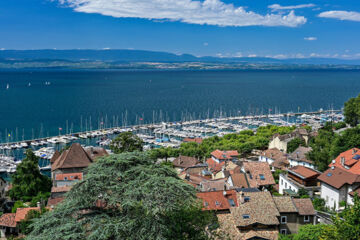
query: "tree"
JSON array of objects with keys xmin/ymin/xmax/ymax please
[
  {"xmin": 287, "ymin": 138, "xmax": 306, "ymax": 153},
  {"xmin": 344, "ymin": 95, "xmax": 360, "ymax": 127},
  {"xmin": 26, "ymin": 152, "xmax": 212, "ymax": 240},
  {"xmin": 297, "ymin": 188, "xmax": 309, "ymax": 198},
  {"xmin": 109, "ymin": 131, "xmax": 143, "ymax": 154},
  {"xmin": 19, "ymin": 208, "xmax": 48, "ymax": 235},
  {"xmin": 292, "ymin": 224, "xmax": 336, "ymax": 240},
  {"xmin": 9, "ymin": 150, "xmax": 51, "ymax": 201}
]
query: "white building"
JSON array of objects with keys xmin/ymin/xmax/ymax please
[
  {"xmin": 288, "ymin": 146, "xmax": 315, "ymax": 169},
  {"xmin": 318, "ymin": 167, "xmax": 360, "ymax": 211}
]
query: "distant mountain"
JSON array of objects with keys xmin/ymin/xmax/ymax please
[{"xmin": 1, "ymin": 49, "xmax": 360, "ymax": 65}]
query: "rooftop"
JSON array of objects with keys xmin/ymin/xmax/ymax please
[
  {"xmin": 273, "ymin": 196, "xmax": 298, "ymax": 213},
  {"xmin": 329, "ymin": 148, "xmax": 360, "ymax": 174},
  {"xmin": 173, "ymin": 155, "xmax": 199, "ymax": 168},
  {"xmin": 52, "ymin": 143, "xmax": 93, "ymax": 171},
  {"xmin": 197, "ymin": 190, "xmax": 238, "ymax": 211},
  {"xmin": 242, "ymin": 161, "xmax": 275, "ymax": 187},
  {"xmin": 318, "ymin": 167, "xmax": 360, "ymax": 189},
  {"xmin": 293, "ymin": 198, "xmax": 316, "ymax": 215},
  {"xmin": 211, "ymin": 150, "xmax": 239, "ymax": 160},
  {"xmin": 288, "ymin": 166, "xmax": 320, "ymax": 179}
]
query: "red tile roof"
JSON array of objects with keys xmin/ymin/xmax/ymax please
[
  {"xmin": 52, "ymin": 143, "xmax": 93, "ymax": 171},
  {"xmin": 183, "ymin": 138, "xmax": 203, "ymax": 144},
  {"xmin": 173, "ymin": 156, "xmax": 199, "ymax": 168},
  {"xmin": 206, "ymin": 158, "xmax": 225, "ymax": 173},
  {"xmin": 288, "ymin": 166, "xmax": 320, "ymax": 179},
  {"xmin": 47, "ymin": 197, "xmax": 65, "ymax": 207},
  {"xmin": 55, "ymin": 172, "xmax": 83, "ymax": 181},
  {"xmin": 51, "ymin": 186, "xmax": 72, "ymax": 193},
  {"xmin": 0, "ymin": 213, "xmax": 16, "ymax": 227},
  {"xmin": 243, "ymin": 161, "xmax": 275, "ymax": 187},
  {"xmin": 349, "ymin": 187, "xmax": 360, "ymax": 197},
  {"xmin": 293, "ymin": 198, "xmax": 316, "ymax": 215},
  {"xmin": 318, "ymin": 167, "xmax": 360, "ymax": 189},
  {"xmin": 211, "ymin": 150, "xmax": 239, "ymax": 160},
  {"xmin": 197, "ymin": 190, "xmax": 238, "ymax": 210},
  {"xmin": 329, "ymin": 148, "xmax": 360, "ymax": 174},
  {"xmin": 15, "ymin": 207, "xmax": 40, "ymax": 222}
]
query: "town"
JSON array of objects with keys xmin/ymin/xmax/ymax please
[{"xmin": 0, "ymin": 94, "xmax": 358, "ymax": 240}]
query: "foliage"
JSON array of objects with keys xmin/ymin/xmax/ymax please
[
  {"xmin": 9, "ymin": 150, "xmax": 51, "ymax": 201},
  {"xmin": 287, "ymin": 137, "xmax": 306, "ymax": 153},
  {"xmin": 110, "ymin": 131, "xmax": 144, "ymax": 154},
  {"xmin": 26, "ymin": 152, "xmax": 212, "ymax": 240},
  {"xmin": 272, "ymin": 169, "xmax": 286, "ymax": 184},
  {"xmin": 149, "ymin": 125, "xmax": 296, "ymax": 160},
  {"xmin": 344, "ymin": 94, "xmax": 360, "ymax": 127},
  {"xmin": 29, "ymin": 192, "xmax": 51, "ymax": 207},
  {"xmin": 333, "ymin": 121, "xmax": 346, "ymax": 130},
  {"xmin": 312, "ymin": 198, "xmax": 326, "ymax": 212},
  {"xmin": 12, "ymin": 201, "xmax": 27, "ymax": 213},
  {"xmin": 292, "ymin": 224, "xmax": 336, "ymax": 240},
  {"xmin": 307, "ymin": 123, "xmax": 360, "ymax": 171},
  {"xmin": 19, "ymin": 208, "xmax": 48, "ymax": 235},
  {"xmin": 297, "ymin": 188, "xmax": 309, "ymax": 198}
]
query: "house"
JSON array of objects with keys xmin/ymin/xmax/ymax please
[
  {"xmin": 0, "ymin": 213, "xmax": 16, "ymax": 238},
  {"xmin": 0, "ymin": 207, "xmax": 43, "ymax": 238},
  {"xmin": 269, "ymin": 128, "xmax": 309, "ymax": 153},
  {"xmin": 217, "ymin": 191, "xmax": 280, "ymax": 240},
  {"xmin": 288, "ymin": 146, "xmax": 314, "ymax": 169},
  {"xmin": 51, "ymin": 143, "xmax": 107, "ymax": 181},
  {"xmin": 197, "ymin": 190, "xmax": 238, "ymax": 213},
  {"xmin": 328, "ymin": 148, "xmax": 360, "ymax": 174},
  {"xmin": 172, "ymin": 155, "xmax": 199, "ymax": 172},
  {"xmin": 279, "ymin": 166, "xmax": 321, "ymax": 197},
  {"xmin": 318, "ymin": 167, "xmax": 360, "ymax": 210},
  {"xmin": 259, "ymin": 148, "xmax": 289, "ymax": 171},
  {"xmin": 179, "ymin": 172, "xmax": 210, "ymax": 188},
  {"xmin": 273, "ymin": 197, "xmax": 316, "ymax": 235},
  {"xmin": 184, "ymin": 163, "xmax": 208, "ymax": 176},
  {"xmin": 211, "ymin": 150, "xmax": 239, "ymax": 162},
  {"xmin": 199, "ymin": 179, "xmax": 229, "ymax": 192},
  {"xmin": 47, "ymin": 186, "xmax": 71, "ymax": 208},
  {"xmin": 242, "ymin": 162, "xmax": 275, "ymax": 189}
]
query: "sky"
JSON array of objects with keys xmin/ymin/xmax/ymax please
[{"xmin": 1, "ymin": 0, "xmax": 360, "ymax": 59}]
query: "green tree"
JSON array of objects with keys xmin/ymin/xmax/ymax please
[
  {"xmin": 293, "ymin": 224, "xmax": 336, "ymax": 240},
  {"xmin": 19, "ymin": 208, "xmax": 48, "ymax": 235},
  {"xmin": 344, "ymin": 95, "xmax": 360, "ymax": 127},
  {"xmin": 287, "ymin": 138, "xmax": 306, "ymax": 153},
  {"xmin": 9, "ymin": 150, "xmax": 51, "ymax": 201},
  {"xmin": 312, "ymin": 198, "xmax": 326, "ymax": 212},
  {"xmin": 109, "ymin": 131, "xmax": 143, "ymax": 154},
  {"xmin": 297, "ymin": 188, "xmax": 309, "ymax": 198},
  {"xmin": 26, "ymin": 152, "xmax": 212, "ymax": 240},
  {"xmin": 12, "ymin": 201, "xmax": 27, "ymax": 213}
]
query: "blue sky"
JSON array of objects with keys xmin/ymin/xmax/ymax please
[{"xmin": 1, "ymin": 0, "xmax": 360, "ymax": 59}]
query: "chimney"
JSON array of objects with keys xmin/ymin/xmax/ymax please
[
  {"xmin": 341, "ymin": 157, "xmax": 345, "ymax": 167},
  {"xmin": 331, "ymin": 166, "xmax": 335, "ymax": 170},
  {"xmin": 185, "ymin": 173, "xmax": 190, "ymax": 180},
  {"xmin": 240, "ymin": 192, "xmax": 245, "ymax": 204},
  {"xmin": 37, "ymin": 201, "xmax": 41, "ymax": 209},
  {"xmin": 353, "ymin": 148, "xmax": 357, "ymax": 155}
]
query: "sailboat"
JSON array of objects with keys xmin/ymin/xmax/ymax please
[
  {"xmin": 28, "ymin": 83, "xmax": 31, "ymax": 87},
  {"xmin": 6, "ymin": 84, "xmax": 9, "ymax": 90}
]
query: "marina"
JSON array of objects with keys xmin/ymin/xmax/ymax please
[{"xmin": 0, "ymin": 109, "xmax": 343, "ymax": 165}]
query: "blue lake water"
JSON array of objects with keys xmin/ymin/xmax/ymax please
[{"xmin": 0, "ymin": 69, "xmax": 360, "ymax": 143}]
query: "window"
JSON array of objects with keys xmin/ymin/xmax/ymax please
[
  {"xmin": 281, "ymin": 179, "xmax": 283, "ymax": 185},
  {"xmin": 304, "ymin": 215, "xmax": 310, "ymax": 222},
  {"xmin": 244, "ymin": 196, "xmax": 250, "ymax": 202},
  {"xmin": 285, "ymin": 183, "xmax": 287, "ymax": 188},
  {"xmin": 228, "ymin": 199, "xmax": 236, "ymax": 207},
  {"xmin": 64, "ymin": 177, "xmax": 68, "ymax": 181},
  {"xmin": 204, "ymin": 201, "xmax": 209, "ymax": 207},
  {"xmin": 215, "ymin": 201, "xmax": 220, "ymax": 206},
  {"xmin": 242, "ymin": 215, "xmax": 250, "ymax": 219},
  {"xmin": 259, "ymin": 174, "xmax": 265, "ymax": 180},
  {"xmin": 281, "ymin": 216, "xmax": 287, "ymax": 224},
  {"xmin": 280, "ymin": 229, "xmax": 287, "ymax": 235}
]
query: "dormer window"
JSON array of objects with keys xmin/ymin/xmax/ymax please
[
  {"xmin": 341, "ymin": 157, "xmax": 345, "ymax": 166},
  {"xmin": 244, "ymin": 196, "xmax": 250, "ymax": 202},
  {"xmin": 64, "ymin": 177, "xmax": 68, "ymax": 181},
  {"xmin": 204, "ymin": 201, "xmax": 209, "ymax": 207},
  {"xmin": 215, "ymin": 201, "xmax": 220, "ymax": 206},
  {"xmin": 259, "ymin": 174, "xmax": 265, "ymax": 180},
  {"xmin": 228, "ymin": 199, "xmax": 236, "ymax": 207},
  {"xmin": 242, "ymin": 215, "xmax": 250, "ymax": 219}
]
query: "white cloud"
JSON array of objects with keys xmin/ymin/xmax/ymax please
[
  {"xmin": 318, "ymin": 10, "xmax": 360, "ymax": 22},
  {"xmin": 203, "ymin": 42, "xmax": 209, "ymax": 46},
  {"xmin": 248, "ymin": 54, "xmax": 257, "ymax": 58},
  {"xmin": 58, "ymin": 0, "xmax": 306, "ymax": 27},
  {"xmin": 304, "ymin": 37, "xmax": 317, "ymax": 41},
  {"xmin": 268, "ymin": 3, "xmax": 315, "ymax": 11}
]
